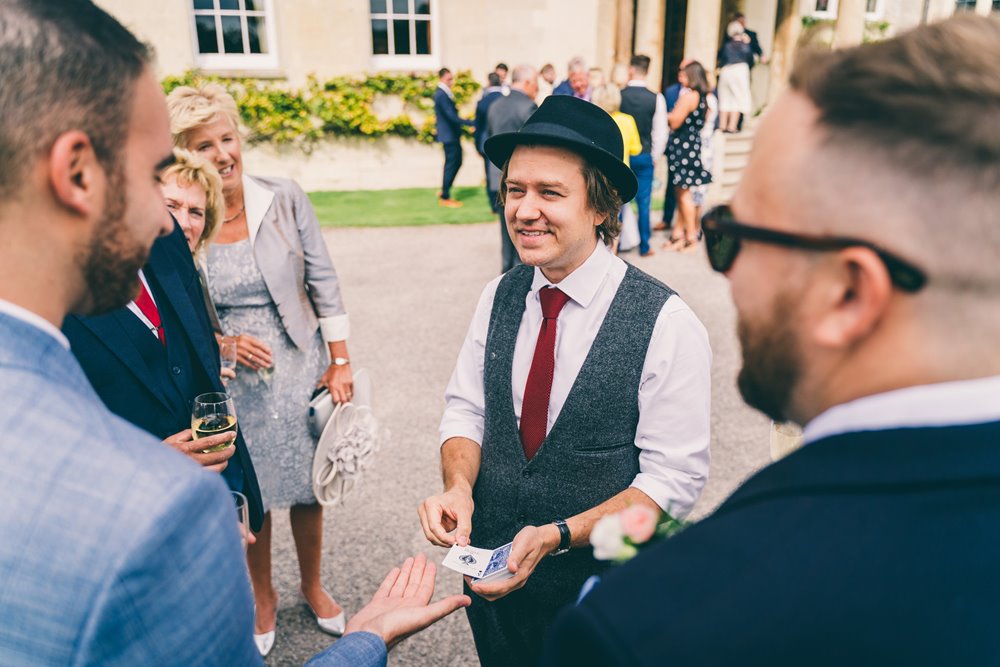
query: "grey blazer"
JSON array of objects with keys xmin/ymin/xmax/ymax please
[
  {"xmin": 211, "ymin": 174, "xmax": 349, "ymax": 351},
  {"xmin": 485, "ymin": 89, "xmax": 539, "ymax": 192}
]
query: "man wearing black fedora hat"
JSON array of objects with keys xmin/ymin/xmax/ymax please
[{"xmin": 419, "ymin": 95, "xmax": 712, "ymax": 665}]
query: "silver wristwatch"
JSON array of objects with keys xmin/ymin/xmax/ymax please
[{"xmin": 332, "ymin": 357, "xmax": 350, "ymax": 366}]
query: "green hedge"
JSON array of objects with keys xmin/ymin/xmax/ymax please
[{"xmin": 162, "ymin": 70, "xmax": 480, "ymax": 148}]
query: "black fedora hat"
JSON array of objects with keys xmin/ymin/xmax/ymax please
[{"xmin": 484, "ymin": 95, "xmax": 639, "ymax": 203}]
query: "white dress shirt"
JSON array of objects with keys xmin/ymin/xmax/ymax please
[
  {"xmin": 440, "ymin": 242, "xmax": 712, "ymax": 516},
  {"xmin": 627, "ymin": 80, "xmax": 668, "ymax": 159},
  {"xmin": 0, "ymin": 298, "xmax": 70, "ymax": 349},
  {"xmin": 803, "ymin": 375, "xmax": 1000, "ymax": 445}
]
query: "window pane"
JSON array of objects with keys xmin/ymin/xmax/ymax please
[
  {"xmin": 814, "ymin": 0, "xmax": 830, "ymax": 11},
  {"xmin": 955, "ymin": 0, "xmax": 976, "ymax": 9},
  {"xmin": 415, "ymin": 19, "xmax": 430, "ymax": 54},
  {"xmin": 866, "ymin": 0, "xmax": 877, "ymax": 11},
  {"xmin": 193, "ymin": 0, "xmax": 215, "ymax": 9},
  {"xmin": 221, "ymin": 15, "xmax": 244, "ymax": 53},
  {"xmin": 415, "ymin": 0, "xmax": 430, "ymax": 15},
  {"xmin": 370, "ymin": 0, "xmax": 386, "ymax": 13},
  {"xmin": 219, "ymin": 0, "xmax": 239, "ymax": 9},
  {"xmin": 195, "ymin": 14, "xmax": 219, "ymax": 53},
  {"xmin": 244, "ymin": 0, "xmax": 261, "ymax": 9},
  {"xmin": 392, "ymin": 0, "xmax": 409, "ymax": 14},
  {"xmin": 247, "ymin": 15, "xmax": 268, "ymax": 53},
  {"xmin": 993, "ymin": 0, "xmax": 1000, "ymax": 10},
  {"xmin": 371, "ymin": 19, "xmax": 389, "ymax": 54},
  {"xmin": 393, "ymin": 18, "xmax": 411, "ymax": 54}
]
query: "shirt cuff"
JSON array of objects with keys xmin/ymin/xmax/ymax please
[
  {"xmin": 629, "ymin": 473, "xmax": 698, "ymax": 519},
  {"xmin": 319, "ymin": 314, "xmax": 350, "ymax": 343},
  {"xmin": 439, "ymin": 424, "xmax": 484, "ymax": 448}
]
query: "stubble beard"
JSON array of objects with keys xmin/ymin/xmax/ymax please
[
  {"xmin": 77, "ymin": 168, "xmax": 151, "ymax": 316},
  {"xmin": 736, "ymin": 291, "xmax": 803, "ymax": 423}
]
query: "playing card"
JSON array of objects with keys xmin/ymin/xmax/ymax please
[
  {"xmin": 477, "ymin": 542, "xmax": 513, "ymax": 581},
  {"xmin": 442, "ymin": 544, "xmax": 495, "ymax": 578}
]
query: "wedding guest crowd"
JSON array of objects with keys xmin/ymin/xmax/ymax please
[{"xmin": 4, "ymin": 2, "xmax": 1000, "ymax": 666}]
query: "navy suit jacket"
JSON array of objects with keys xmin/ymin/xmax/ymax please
[
  {"xmin": 543, "ymin": 420, "xmax": 1000, "ymax": 665},
  {"xmin": 63, "ymin": 224, "xmax": 264, "ymax": 531},
  {"xmin": 474, "ymin": 87, "xmax": 504, "ymax": 156},
  {"xmin": 553, "ymin": 79, "xmax": 573, "ymax": 96},
  {"xmin": 434, "ymin": 86, "xmax": 473, "ymax": 144}
]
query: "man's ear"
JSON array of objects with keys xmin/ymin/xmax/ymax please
[
  {"xmin": 812, "ymin": 247, "xmax": 893, "ymax": 349},
  {"xmin": 48, "ymin": 130, "xmax": 103, "ymax": 218}
]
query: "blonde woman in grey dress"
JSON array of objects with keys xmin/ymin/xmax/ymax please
[{"xmin": 167, "ymin": 84, "xmax": 353, "ymax": 658}]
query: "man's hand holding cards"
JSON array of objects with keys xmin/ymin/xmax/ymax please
[{"xmin": 442, "ymin": 541, "xmax": 515, "ymax": 584}]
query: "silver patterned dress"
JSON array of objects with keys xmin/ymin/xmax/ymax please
[{"xmin": 207, "ymin": 239, "xmax": 327, "ymax": 512}]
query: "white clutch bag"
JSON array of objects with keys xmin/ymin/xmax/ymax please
[{"xmin": 310, "ymin": 369, "xmax": 381, "ymax": 506}]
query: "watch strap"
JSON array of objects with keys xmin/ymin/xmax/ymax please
[{"xmin": 551, "ymin": 519, "xmax": 571, "ymax": 555}]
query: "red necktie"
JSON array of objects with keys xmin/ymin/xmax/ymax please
[
  {"xmin": 134, "ymin": 281, "xmax": 166, "ymax": 346},
  {"xmin": 520, "ymin": 286, "xmax": 571, "ymax": 461}
]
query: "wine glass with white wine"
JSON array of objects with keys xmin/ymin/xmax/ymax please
[{"xmin": 191, "ymin": 392, "xmax": 238, "ymax": 453}]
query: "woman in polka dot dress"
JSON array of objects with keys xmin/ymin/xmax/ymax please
[{"xmin": 666, "ymin": 61, "xmax": 713, "ymax": 252}]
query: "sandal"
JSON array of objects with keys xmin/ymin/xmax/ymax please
[{"xmin": 663, "ymin": 236, "xmax": 686, "ymax": 250}]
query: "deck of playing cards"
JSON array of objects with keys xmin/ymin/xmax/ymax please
[{"xmin": 442, "ymin": 541, "xmax": 515, "ymax": 583}]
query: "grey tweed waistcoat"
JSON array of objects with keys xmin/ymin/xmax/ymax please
[{"xmin": 471, "ymin": 261, "xmax": 675, "ymax": 606}]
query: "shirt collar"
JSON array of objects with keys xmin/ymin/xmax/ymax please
[
  {"xmin": 803, "ymin": 375, "xmax": 1000, "ymax": 444},
  {"xmin": 626, "ymin": 80, "xmax": 647, "ymax": 87},
  {"xmin": 0, "ymin": 298, "xmax": 70, "ymax": 349},
  {"xmin": 530, "ymin": 242, "xmax": 613, "ymax": 309},
  {"xmin": 437, "ymin": 82, "xmax": 454, "ymax": 99}
]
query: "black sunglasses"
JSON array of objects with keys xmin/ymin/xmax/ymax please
[{"xmin": 700, "ymin": 205, "xmax": 927, "ymax": 292}]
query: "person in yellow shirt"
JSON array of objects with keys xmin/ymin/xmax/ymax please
[
  {"xmin": 592, "ymin": 83, "xmax": 641, "ymax": 164},
  {"xmin": 592, "ymin": 83, "xmax": 642, "ymax": 252}
]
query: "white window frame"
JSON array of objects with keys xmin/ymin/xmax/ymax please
[
  {"xmin": 369, "ymin": 0, "xmax": 440, "ymax": 72},
  {"xmin": 191, "ymin": 0, "xmax": 279, "ymax": 71},
  {"xmin": 806, "ymin": 0, "xmax": 884, "ymax": 19}
]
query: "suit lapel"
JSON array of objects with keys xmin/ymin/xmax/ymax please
[
  {"xmin": 146, "ymin": 238, "xmax": 219, "ymax": 387},
  {"xmin": 74, "ymin": 310, "xmax": 174, "ymax": 409}
]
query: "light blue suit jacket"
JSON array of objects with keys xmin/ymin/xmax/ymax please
[{"xmin": 0, "ymin": 312, "xmax": 260, "ymax": 666}]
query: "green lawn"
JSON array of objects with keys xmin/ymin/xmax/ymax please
[
  {"xmin": 308, "ymin": 186, "xmax": 668, "ymax": 228},
  {"xmin": 309, "ymin": 186, "xmax": 496, "ymax": 227}
]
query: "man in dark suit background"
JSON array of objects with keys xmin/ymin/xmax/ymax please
[
  {"xmin": 475, "ymin": 72, "xmax": 505, "ymax": 214},
  {"xmin": 482, "ymin": 63, "xmax": 538, "ymax": 272},
  {"xmin": 63, "ymin": 222, "xmax": 264, "ymax": 530},
  {"xmin": 434, "ymin": 67, "xmax": 474, "ymax": 208},
  {"xmin": 543, "ymin": 15, "xmax": 1000, "ymax": 665},
  {"xmin": 735, "ymin": 12, "xmax": 766, "ymax": 68}
]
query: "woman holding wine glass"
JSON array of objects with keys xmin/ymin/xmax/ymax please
[{"xmin": 167, "ymin": 83, "xmax": 354, "ymax": 657}]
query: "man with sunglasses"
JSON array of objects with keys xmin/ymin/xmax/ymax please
[{"xmin": 543, "ymin": 15, "xmax": 1000, "ymax": 665}]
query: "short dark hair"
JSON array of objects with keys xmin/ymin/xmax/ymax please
[
  {"xmin": 497, "ymin": 148, "xmax": 623, "ymax": 246},
  {"xmin": 487, "ymin": 72, "xmax": 502, "ymax": 87},
  {"xmin": 0, "ymin": 0, "xmax": 150, "ymax": 197},
  {"xmin": 734, "ymin": 12, "xmax": 745, "ymax": 20},
  {"xmin": 495, "ymin": 63, "xmax": 509, "ymax": 72},
  {"xmin": 790, "ymin": 15, "xmax": 1000, "ymax": 185},
  {"xmin": 629, "ymin": 55, "xmax": 651, "ymax": 75},
  {"xmin": 438, "ymin": 67, "xmax": 451, "ymax": 78}
]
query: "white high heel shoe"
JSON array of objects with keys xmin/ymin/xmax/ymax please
[
  {"xmin": 253, "ymin": 596, "xmax": 278, "ymax": 657},
  {"xmin": 303, "ymin": 589, "xmax": 346, "ymax": 636},
  {"xmin": 253, "ymin": 629, "xmax": 275, "ymax": 657}
]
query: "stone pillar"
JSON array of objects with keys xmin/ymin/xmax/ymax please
[
  {"xmin": 615, "ymin": 0, "xmax": 635, "ymax": 64},
  {"xmin": 683, "ymin": 0, "xmax": 723, "ymax": 72},
  {"xmin": 975, "ymin": 0, "xmax": 993, "ymax": 15},
  {"xmin": 745, "ymin": 0, "xmax": 779, "ymax": 112},
  {"xmin": 634, "ymin": 0, "xmax": 666, "ymax": 91},
  {"xmin": 766, "ymin": 0, "xmax": 802, "ymax": 105},
  {"xmin": 833, "ymin": 0, "xmax": 867, "ymax": 48}
]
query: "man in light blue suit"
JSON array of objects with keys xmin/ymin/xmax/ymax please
[{"xmin": 0, "ymin": 2, "xmax": 466, "ymax": 665}]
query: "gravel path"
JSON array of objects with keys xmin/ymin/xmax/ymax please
[{"xmin": 264, "ymin": 222, "xmax": 771, "ymax": 666}]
